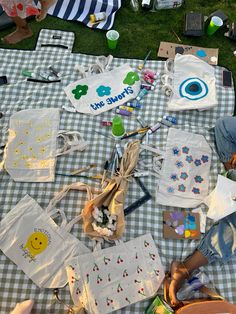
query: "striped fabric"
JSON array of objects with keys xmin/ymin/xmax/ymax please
[{"xmin": 46, "ymin": 0, "xmax": 122, "ymax": 30}]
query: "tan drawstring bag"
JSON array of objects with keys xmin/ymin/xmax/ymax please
[{"xmin": 82, "ymin": 140, "xmax": 140, "ymax": 241}]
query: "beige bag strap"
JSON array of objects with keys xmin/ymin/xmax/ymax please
[{"xmin": 46, "ymin": 182, "xmax": 95, "ymax": 232}]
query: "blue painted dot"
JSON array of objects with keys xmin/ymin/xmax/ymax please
[{"xmin": 196, "ymin": 50, "xmax": 207, "ymax": 58}]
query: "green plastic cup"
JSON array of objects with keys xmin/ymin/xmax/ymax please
[
  {"xmin": 106, "ymin": 30, "xmax": 119, "ymax": 50},
  {"xmin": 112, "ymin": 115, "xmax": 125, "ymax": 138},
  {"xmin": 207, "ymin": 16, "xmax": 223, "ymax": 36}
]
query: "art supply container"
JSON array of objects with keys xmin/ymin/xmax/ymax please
[
  {"xmin": 207, "ymin": 16, "xmax": 223, "ymax": 35},
  {"xmin": 112, "ymin": 116, "xmax": 125, "ymax": 138},
  {"xmin": 106, "ymin": 30, "xmax": 119, "ymax": 50},
  {"xmin": 90, "ymin": 12, "xmax": 106, "ymax": 24}
]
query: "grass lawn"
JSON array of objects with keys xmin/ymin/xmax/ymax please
[{"xmin": 0, "ymin": 0, "xmax": 236, "ymax": 80}]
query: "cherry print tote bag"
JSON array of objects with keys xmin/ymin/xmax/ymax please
[
  {"xmin": 156, "ymin": 128, "xmax": 212, "ymax": 208},
  {"xmin": 66, "ymin": 233, "xmax": 165, "ymax": 314},
  {"xmin": 64, "ymin": 63, "xmax": 141, "ymax": 115},
  {"xmin": 0, "ymin": 182, "xmax": 94, "ymax": 288}
]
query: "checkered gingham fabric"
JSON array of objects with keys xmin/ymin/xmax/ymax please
[{"xmin": 0, "ymin": 30, "xmax": 235, "ymax": 313}]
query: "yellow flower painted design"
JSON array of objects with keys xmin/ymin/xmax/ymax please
[
  {"xmin": 21, "ymin": 155, "xmax": 28, "ymax": 161},
  {"xmin": 25, "ymin": 130, "xmax": 29, "ymax": 135},
  {"xmin": 13, "ymin": 161, "xmax": 18, "ymax": 167},
  {"xmin": 29, "ymin": 147, "xmax": 33, "ymax": 152},
  {"xmin": 19, "ymin": 141, "xmax": 24, "ymax": 145},
  {"xmin": 36, "ymin": 137, "xmax": 42, "ymax": 143},
  {"xmin": 40, "ymin": 147, "xmax": 46, "ymax": 154},
  {"xmin": 14, "ymin": 148, "xmax": 20, "ymax": 154}
]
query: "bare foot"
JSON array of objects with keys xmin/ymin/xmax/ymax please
[
  {"xmin": 36, "ymin": 0, "xmax": 57, "ymax": 22},
  {"xmin": 169, "ymin": 261, "xmax": 190, "ymax": 307},
  {"xmin": 2, "ymin": 26, "xmax": 33, "ymax": 44}
]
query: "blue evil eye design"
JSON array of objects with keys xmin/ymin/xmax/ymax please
[
  {"xmin": 201, "ymin": 155, "xmax": 209, "ymax": 163},
  {"xmin": 180, "ymin": 172, "xmax": 188, "ymax": 180},
  {"xmin": 182, "ymin": 146, "xmax": 189, "ymax": 154},
  {"xmin": 167, "ymin": 187, "xmax": 174, "ymax": 193},
  {"xmin": 172, "ymin": 147, "xmax": 180, "ymax": 156},
  {"xmin": 179, "ymin": 77, "xmax": 208, "ymax": 101},
  {"xmin": 170, "ymin": 174, "xmax": 178, "ymax": 181},
  {"xmin": 192, "ymin": 187, "xmax": 200, "ymax": 194},
  {"xmin": 194, "ymin": 159, "xmax": 201, "ymax": 166},
  {"xmin": 178, "ymin": 184, "xmax": 186, "ymax": 192},
  {"xmin": 186, "ymin": 155, "xmax": 193, "ymax": 163},
  {"xmin": 195, "ymin": 175, "xmax": 203, "ymax": 183},
  {"xmin": 176, "ymin": 161, "xmax": 184, "ymax": 168}
]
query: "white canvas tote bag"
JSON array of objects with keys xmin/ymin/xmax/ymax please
[
  {"xmin": 0, "ymin": 182, "xmax": 94, "ymax": 288},
  {"xmin": 66, "ymin": 233, "xmax": 165, "ymax": 314},
  {"xmin": 205, "ymin": 174, "xmax": 236, "ymax": 221},
  {"xmin": 64, "ymin": 63, "xmax": 141, "ymax": 115},
  {"xmin": 156, "ymin": 128, "xmax": 212, "ymax": 208},
  {"xmin": 3, "ymin": 108, "xmax": 86, "ymax": 182},
  {"xmin": 161, "ymin": 54, "xmax": 217, "ymax": 111}
]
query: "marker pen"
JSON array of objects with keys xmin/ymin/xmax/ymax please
[
  {"xmin": 160, "ymin": 119, "xmax": 173, "ymax": 127},
  {"xmin": 136, "ymin": 88, "xmax": 148, "ymax": 101},
  {"xmin": 163, "ymin": 115, "xmax": 178, "ymax": 125}
]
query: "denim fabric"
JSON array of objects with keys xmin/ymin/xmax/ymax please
[
  {"xmin": 214, "ymin": 116, "xmax": 236, "ymax": 162},
  {"xmin": 197, "ymin": 212, "xmax": 236, "ymax": 264}
]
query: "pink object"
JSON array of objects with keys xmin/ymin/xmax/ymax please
[
  {"xmin": 143, "ymin": 69, "xmax": 157, "ymax": 79},
  {"xmin": 10, "ymin": 300, "xmax": 34, "ymax": 314},
  {"xmin": 0, "ymin": 0, "xmax": 39, "ymax": 18},
  {"xmin": 144, "ymin": 74, "xmax": 155, "ymax": 85}
]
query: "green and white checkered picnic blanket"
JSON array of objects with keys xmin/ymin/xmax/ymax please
[{"xmin": 0, "ymin": 29, "xmax": 235, "ymax": 313}]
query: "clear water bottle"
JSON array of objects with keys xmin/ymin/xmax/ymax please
[
  {"xmin": 130, "ymin": 0, "xmax": 139, "ymax": 12},
  {"xmin": 176, "ymin": 271, "xmax": 210, "ymax": 301}
]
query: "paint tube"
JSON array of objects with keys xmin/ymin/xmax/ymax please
[
  {"xmin": 115, "ymin": 109, "xmax": 132, "ymax": 116},
  {"xmin": 148, "ymin": 122, "xmax": 161, "ymax": 134},
  {"xmin": 163, "ymin": 115, "xmax": 178, "ymax": 125}
]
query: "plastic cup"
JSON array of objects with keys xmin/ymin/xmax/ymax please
[
  {"xmin": 207, "ymin": 16, "xmax": 223, "ymax": 36},
  {"xmin": 112, "ymin": 115, "xmax": 125, "ymax": 138},
  {"xmin": 106, "ymin": 30, "xmax": 119, "ymax": 50}
]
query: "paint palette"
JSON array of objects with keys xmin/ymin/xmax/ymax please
[
  {"xmin": 163, "ymin": 210, "xmax": 201, "ymax": 240},
  {"xmin": 158, "ymin": 41, "xmax": 218, "ymax": 65}
]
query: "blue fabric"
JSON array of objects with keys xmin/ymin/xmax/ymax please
[
  {"xmin": 198, "ymin": 212, "xmax": 236, "ymax": 263},
  {"xmin": 34, "ymin": 0, "xmax": 122, "ymax": 30},
  {"xmin": 214, "ymin": 116, "xmax": 236, "ymax": 162}
]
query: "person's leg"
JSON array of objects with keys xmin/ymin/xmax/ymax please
[
  {"xmin": 2, "ymin": 16, "xmax": 32, "ymax": 44},
  {"xmin": 169, "ymin": 211, "xmax": 236, "ymax": 306},
  {"xmin": 215, "ymin": 116, "xmax": 236, "ymax": 170},
  {"xmin": 36, "ymin": 0, "xmax": 57, "ymax": 22}
]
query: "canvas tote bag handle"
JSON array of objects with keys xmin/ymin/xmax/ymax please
[
  {"xmin": 56, "ymin": 130, "xmax": 86, "ymax": 156},
  {"xmin": 46, "ymin": 182, "xmax": 94, "ymax": 232}
]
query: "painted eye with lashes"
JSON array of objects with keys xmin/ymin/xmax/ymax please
[{"xmin": 179, "ymin": 77, "xmax": 208, "ymax": 100}]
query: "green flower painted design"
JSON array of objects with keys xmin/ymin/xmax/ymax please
[
  {"xmin": 123, "ymin": 71, "xmax": 140, "ymax": 85},
  {"xmin": 72, "ymin": 84, "xmax": 88, "ymax": 100}
]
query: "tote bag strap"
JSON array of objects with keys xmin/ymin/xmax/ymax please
[
  {"xmin": 46, "ymin": 182, "xmax": 94, "ymax": 232},
  {"xmin": 56, "ymin": 130, "xmax": 87, "ymax": 156}
]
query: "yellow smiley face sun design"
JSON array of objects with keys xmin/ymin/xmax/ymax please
[{"xmin": 23, "ymin": 232, "xmax": 49, "ymax": 258}]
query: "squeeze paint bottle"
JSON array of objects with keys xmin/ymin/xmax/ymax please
[
  {"xmin": 177, "ymin": 271, "xmax": 210, "ymax": 300},
  {"xmin": 163, "ymin": 115, "xmax": 178, "ymax": 125}
]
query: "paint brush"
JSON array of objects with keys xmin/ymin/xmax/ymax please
[
  {"xmin": 137, "ymin": 50, "xmax": 152, "ymax": 71},
  {"xmin": 171, "ymin": 28, "xmax": 182, "ymax": 43},
  {"xmin": 101, "ymin": 160, "xmax": 109, "ymax": 186},
  {"xmin": 121, "ymin": 127, "xmax": 149, "ymax": 140},
  {"xmin": 70, "ymin": 164, "xmax": 97, "ymax": 175}
]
